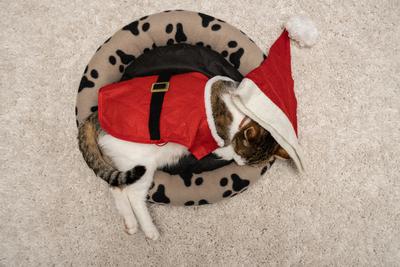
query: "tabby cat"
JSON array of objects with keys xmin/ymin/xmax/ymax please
[{"xmin": 78, "ymin": 78, "xmax": 289, "ymax": 240}]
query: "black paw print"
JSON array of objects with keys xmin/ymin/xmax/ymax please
[
  {"xmin": 220, "ymin": 40, "xmax": 245, "ymax": 69},
  {"xmin": 108, "ymin": 49, "xmax": 136, "ymax": 73},
  {"xmin": 164, "ymin": 23, "xmax": 188, "ymax": 45},
  {"xmin": 198, "ymin": 13, "xmax": 223, "ymax": 31}
]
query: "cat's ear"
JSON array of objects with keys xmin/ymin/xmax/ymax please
[
  {"xmin": 274, "ymin": 146, "xmax": 290, "ymax": 160},
  {"xmin": 244, "ymin": 126, "xmax": 257, "ymax": 142},
  {"xmin": 222, "ymin": 80, "xmax": 239, "ymax": 93}
]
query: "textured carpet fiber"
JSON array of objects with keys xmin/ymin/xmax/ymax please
[{"xmin": 1, "ymin": 0, "xmax": 399, "ymax": 266}]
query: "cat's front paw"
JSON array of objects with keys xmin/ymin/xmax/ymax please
[
  {"xmin": 124, "ymin": 226, "xmax": 138, "ymax": 235},
  {"xmin": 143, "ymin": 226, "xmax": 160, "ymax": 240}
]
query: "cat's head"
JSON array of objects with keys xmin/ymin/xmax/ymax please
[
  {"xmin": 210, "ymin": 79, "xmax": 290, "ymax": 166},
  {"xmin": 231, "ymin": 120, "xmax": 290, "ymax": 166}
]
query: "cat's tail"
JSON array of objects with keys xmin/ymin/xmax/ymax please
[{"xmin": 78, "ymin": 112, "xmax": 146, "ymax": 186}]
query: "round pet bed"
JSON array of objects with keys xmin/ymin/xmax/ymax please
[{"xmin": 76, "ymin": 10, "xmax": 274, "ymax": 206}]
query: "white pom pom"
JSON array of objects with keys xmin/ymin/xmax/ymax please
[{"xmin": 285, "ymin": 16, "xmax": 319, "ymax": 47}]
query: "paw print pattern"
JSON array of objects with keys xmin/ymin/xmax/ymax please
[
  {"xmin": 122, "ymin": 20, "xmax": 140, "ymax": 36},
  {"xmin": 194, "ymin": 41, "xmax": 213, "ymax": 51},
  {"xmin": 229, "ymin": 48, "xmax": 244, "ymax": 69},
  {"xmin": 78, "ymin": 66, "xmax": 99, "ymax": 93},
  {"xmin": 116, "ymin": 49, "xmax": 136, "ymax": 64},
  {"xmin": 198, "ymin": 13, "xmax": 222, "ymax": 31},
  {"xmin": 183, "ymin": 199, "xmax": 209, "ymax": 206},
  {"xmin": 143, "ymin": 43, "xmax": 158, "ymax": 54},
  {"xmin": 107, "ymin": 49, "xmax": 136, "ymax": 73},
  {"xmin": 151, "ymin": 184, "xmax": 170, "ymax": 204},
  {"xmin": 261, "ymin": 157, "xmax": 276, "ymax": 175},
  {"xmin": 231, "ymin": 173, "xmax": 249, "ymax": 192},
  {"xmin": 78, "ymin": 76, "xmax": 94, "ymax": 92},
  {"xmin": 197, "ymin": 14, "xmax": 246, "ymax": 69},
  {"xmin": 219, "ymin": 174, "xmax": 250, "ymax": 198},
  {"xmin": 184, "ymin": 200, "xmax": 195, "ymax": 206},
  {"xmin": 218, "ymin": 40, "xmax": 245, "ymax": 69},
  {"xmin": 164, "ymin": 23, "xmax": 188, "ymax": 45},
  {"xmin": 75, "ymin": 107, "xmax": 79, "ymax": 127},
  {"xmin": 122, "ymin": 17, "xmax": 151, "ymax": 36},
  {"xmin": 194, "ymin": 177, "xmax": 204, "ymax": 185},
  {"xmin": 198, "ymin": 199, "xmax": 209, "ymax": 205}
]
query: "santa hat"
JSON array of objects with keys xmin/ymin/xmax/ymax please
[{"xmin": 231, "ymin": 16, "xmax": 318, "ymax": 172}]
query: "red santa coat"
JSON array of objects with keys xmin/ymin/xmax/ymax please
[{"xmin": 98, "ymin": 72, "xmax": 227, "ymax": 159}]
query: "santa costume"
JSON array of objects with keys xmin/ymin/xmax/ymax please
[
  {"xmin": 98, "ymin": 16, "xmax": 318, "ymax": 170},
  {"xmin": 98, "ymin": 72, "xmax": 229, "ymax": 160}
]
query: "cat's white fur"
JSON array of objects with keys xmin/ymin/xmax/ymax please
[{"xmin": 98, "ymin": 83, "xmax": 245, "ymax": 240}]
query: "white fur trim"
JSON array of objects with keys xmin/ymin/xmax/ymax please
[
  {"xmin": 285, "ymin": 16, "xmax": 318, "ymax": 47},
  {"xmin": 231, "ymin": 78, "xmax": 305, "ymax": 171},
  {"xmin": 204, "ymin": 76, "xmax": 235, "ymax": 147}
]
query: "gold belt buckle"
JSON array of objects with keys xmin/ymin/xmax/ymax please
[{"xmin": 151, "ymin": 82, "xmax": 169, "ymax": 93}]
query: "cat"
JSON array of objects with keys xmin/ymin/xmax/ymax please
[{"xmin": 78, "ymin": 78, "xmax": 289, "ymax": 240}]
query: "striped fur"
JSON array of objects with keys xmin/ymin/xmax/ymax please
[{"xmin": 78, "ymin": 112, "xmax": 146, "ymax": 186}]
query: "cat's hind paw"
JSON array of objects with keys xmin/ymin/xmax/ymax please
[{"xmin": 143, "ymin": 226, "xmax": 160, "ymax": 240}]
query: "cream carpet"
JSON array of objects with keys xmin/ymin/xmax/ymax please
[{"xmin": 1, "ymin": 0, "xmax": 399, "ymax": 266}]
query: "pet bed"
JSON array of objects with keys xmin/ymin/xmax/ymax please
[{"xmin": 76, "ymin": 10, "xmax": 275, "ymax": 205}]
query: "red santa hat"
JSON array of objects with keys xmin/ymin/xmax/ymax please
[{"xmin": 231, "ymin": 16, "xmax": 318, "ymax": 172}]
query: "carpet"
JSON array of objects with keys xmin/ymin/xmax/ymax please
[{"xmin": 0, "ymin": 0, "xmax": 399, "ymax": 265}]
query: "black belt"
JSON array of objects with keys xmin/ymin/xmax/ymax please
[{"xmin": 148, "ymin": 73, "xmax": 171, "ymax": 140}]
